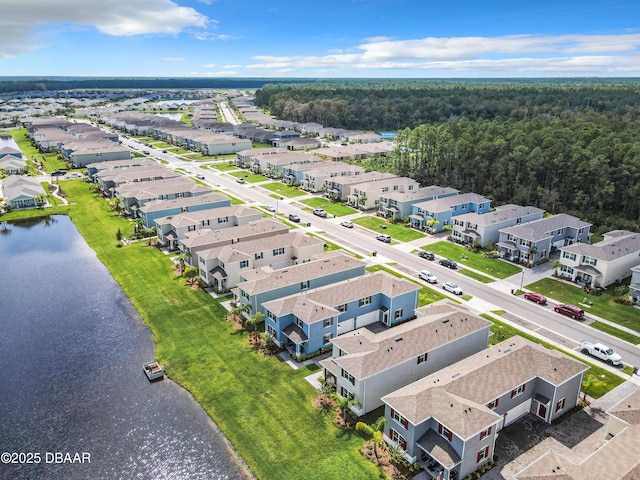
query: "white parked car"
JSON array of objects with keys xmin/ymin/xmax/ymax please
[
  {"xmin": 340, "ymin": 220, "xmax": 354, "ymax": 228},
  {"xmin": 442, "ymin": 281, "xmax": 463, "ymax": 295},
  {"xmin": 418, "ymin": 270, "xmax": 438, "ymax": 283},
  {"xmin": 265, "ymin": 205, "xmax": 276, "ymax": 212}
]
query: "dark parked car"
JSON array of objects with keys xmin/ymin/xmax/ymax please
[
  {"xmin": 288, "ymin": 214, "xmax": 301, "ymax": 223},
  {"xmin": 418, "ymin": 251, "xmax": 435, "ymax": 260},
  {"xmin": 524, "ymin": 291, "xmax": 548, "ymax": 305},
  {"xmin": 439, "ymin": 258, "xmax": 458, "ymax": 269},
  {"xmin": 554, "ymin": 304, "xmax": 584, "ymax": 320}
]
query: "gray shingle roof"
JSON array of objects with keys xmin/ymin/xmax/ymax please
[
  {"xmin": 500, "ymin": 214, "xmax": 591, "ymax": 242},
  {"xmin": 562, "ymin": 230, "xmax": 640, "ymax": 262}
]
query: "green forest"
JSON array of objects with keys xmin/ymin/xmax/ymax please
[{"xmin": 255, "ymin": 80, "xmax": 640, "ymax": 232}]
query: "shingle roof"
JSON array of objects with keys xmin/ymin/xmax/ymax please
[
  {"xmin": 562, "ymin": 230, "xmax": 640, "ymax": 262},
  {"xmin": 455, "ymin": 204, "xmax": 545, "ymax": 227},
  {"xmin": 262, "ymin": 271, "xmax": 419, "ymax": 323},
  {"xmin": 209, "ymin": 232, "xmax": 323, "ymax": 264},
  {"xmin": 138, "ymin": 192, "xmax": 229, "ymax": 214},
  {"xmin": 155, "ymin": 205, "xmax": 260, "ymax": 227},
  {"xmin": 383, "ymin": 337, "xmax": 587, "ymax": 433},
  {"xmin": 413, "ymin": 192, "xmax": 491, "ymax": 212},
  {"xmin": 329, "ymin": 301, "xmax": 491, "ymax": 380},
  {"xmin": 1, "ymin": 175, "xmax": 46, "ymax": 201},
  {"xmin": 500, "ymin": 214, "xmax": 591, "ymax": 241}
]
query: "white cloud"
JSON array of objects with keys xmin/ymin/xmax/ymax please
[
  {"xmin": 162, "ymin": 57, "xmax": 185, "ymax": 62},
  {"xmin": 247, "ymin": 32, "xmax": 640, "ymax": 76},
  {"xmin": 0, "ymin": 0, "xmax": 208, "ymax": 58}
]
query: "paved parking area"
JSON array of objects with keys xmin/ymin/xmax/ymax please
[{"xmin": 484, "ymin": 380, "xmax": 639, "ymax": 479}]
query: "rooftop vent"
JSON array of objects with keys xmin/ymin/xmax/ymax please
[
  {"xmin": 442, "ymin": 319, "xmax": 450, "ymax": 324},
  {"xmin": 394, "ymin": 336, "xmax": 403, "ymax": 342}
]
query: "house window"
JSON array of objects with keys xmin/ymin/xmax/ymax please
[
  {"xmin": 323, "ymin": 318, "xmax": 333, "ymax": 328},
  {"xmin": 202, "ymin": 219, "xmax": 210, "ymax": 226},
  {"xmin": 390, "ymin": 409, "xmax": 409, "ymax": 429},
  {"xmin": 273, "ymin": 247, "xmax": 285, "ymax": 256},
  {"xmin": 487, "ymin": 398, "xmax": 499, "ymax": 409},
  {"xmin": 240, "ymin": 290, "xmax": 249, "ymax": 300},
  {"xmin": 187, "ymin": 225, "xmax": 196, "ymax": 232},
  {"xmin": 337, "ymin": 303, "xmax": 347, "ymax": 312},
  {"xmin": 388, "ymin": 428, "xmax": 407, "ymax": 450},
  {"xmin": 267, "ymin": 311, "xmax": 276, "ymax": 321},
  {"xmin": 323, "ymin": 333, "xmax": 333, "ymax": 345},
  {"xmin": 394, "ymin": 308, "xmax": 403, "ymax": 319},
  {"xmin": 342, "ymin": 369, "xmax": 355, "ymax": 385},
  {"xmin": 438, "ymin": 424, "xmax": 453, "ymax": 442},
  {"xmin": 511, "ymin": 384, "xmax": 526, "ymax": 398},
  {"xmin": 340, "ymin": 386, "xmax": 352, "ymax": 399},
  {"xmin": 301, "ymin": 280, "xmax": 310, "ymax": 290},
  {"xmin": 393, "ymin": 185, "xmax": 398, "ymax": 191},
  {"xmin": 296, "ymin": 317, "xmax": 304, "ymax": 329},
  {"xmin": 555, "ymin": 398, "xmax": 566, "ymax": 412},
  {"xmin": 358, "ymin": 296, "xmax": 372, "ymax": 307},
  {"xmin": 267, "ymin": 325, "xmax": 276, "ymax": 337},
  {"xmin": 417, "ymin": 352, "xmax": 428, "ymax": 364},
  {"xmin": 479, "ymin": 426, "xmax": 492, "ymax": 440},
  {"xmin": 218, "ymin": 216, "xmax": 228, "ymax": 224},
  {"xmin": 477, "ymin": 446, "xmax": 489, "ymax": 463},
  {"xmin": 382, "ymin": 187, "xmax": 389, "ymax": 192},
  {"xmin": 240, "ymin": 260, "xmax": 249, "ymax": 268},
  {"xmin": 255, "ymin": 252, "xmax": 263, "ymax": 260}
]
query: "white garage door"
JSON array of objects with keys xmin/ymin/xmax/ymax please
[
  {"xmin": 504, "ymin": 398, "xmax": 532, "ymax": 426},
  {"xmin": 337, "ymin": 318, "xmax": 355, "ymax": 335},
  {"xmin": 355, "ymin": 311, "xmax": 379, "ymax": 329}
]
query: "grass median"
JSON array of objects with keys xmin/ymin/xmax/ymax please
[{"xmin": 41, "ymin": 182, "xmax": 380, "ymax": 480}]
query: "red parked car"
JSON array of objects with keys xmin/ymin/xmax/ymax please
[{"xmin": 523, "ymin": 291, "xmax": 547, "ymax": 305}]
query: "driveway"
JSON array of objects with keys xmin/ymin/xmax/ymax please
[{"xmin": 484, "ymin": 380, "xmax": 639, "ymax": 479}]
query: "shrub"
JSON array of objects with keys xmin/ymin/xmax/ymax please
[{"xmin": 355, "ymin": 422, "xmax": 373, "ymax": 438}]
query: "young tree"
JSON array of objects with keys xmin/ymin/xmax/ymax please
[
  {"xmin": 176, "ymin": 252, "xmax": 188, "ymax": 275},
  {"xmin": 335, "ymin": 395, "xmax": 356, "ymax": 427},
  {"xmin": 115, "ymin": 228, "xmax": 122, "ymax": 244},
  {"xmin": 245, "ymin": 311, "xmax": 265, "ymax": 332},
  {"xmin": 184, "ymin": 266, "xmax": 198, "ymax": 286}
]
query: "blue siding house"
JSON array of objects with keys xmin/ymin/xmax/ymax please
[
  {"xmin": 138, "ymin": 192, "xmax": 231, "ymax": 229},
  {"xmin": 261, "ymin": 271, "xmax": 420, "ymax": 359},
  {"xmin": 410, "ymin": 193, "xmax": 492, "ymax": 233}
]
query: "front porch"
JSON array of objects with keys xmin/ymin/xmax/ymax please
[{"xmin": 415, "ymin": 429, "xmax": 461, "ymax": 480}]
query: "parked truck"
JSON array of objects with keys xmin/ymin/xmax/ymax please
[{"xmin": 580, "ymin": 340, "xmax": 622, "ymax": 366}]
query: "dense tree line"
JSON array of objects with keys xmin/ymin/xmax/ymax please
[
  {"xmin": 0, "ymin": 77, "xmax": 309, "ymax": 94},
  {"xmin": 255, "ymin": 80, "xmax": 640, "ymax": 232},
  {"xmin": 254, "ymin": 80, "xmax": 640, "ymax": 130},
  {"xmin": 392, "ymin": 116, "xmax": 640, "ymax": 233}
]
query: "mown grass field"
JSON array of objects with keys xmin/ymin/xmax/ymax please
[
  {"xmin": 259, "ymin": 182, "xmax": 308, "ymax": 198},
  {"xmin": 526, "ymin": 278, "xmax": 640, "ymax": 334},
  {"xmin": 299, "ymin": 198, "xmax": 358, "ymax": 217},
  {"xmin": 42, "ymin": 182, "xmax": 381, "ymax": 480},
  {"xmin": 352, "ymin": 215, "xmax": 425, "ymax": 242},
  {"xmin": 422, "ymin": 241, "xmax": 522, "ymax": 279}
]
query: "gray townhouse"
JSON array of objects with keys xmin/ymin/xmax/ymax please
[
  {"xmin": 378, "ymin": 185, "xmax": 460, "ymax": 221},
  {"xmin": 630, "ymin": 265, "xmax": 640, "ymax": 304},
  {"xmin": 497, "ymin": 213, "xmax": 592, "ymax": 265},
  {"xmin": 451, "ymin": 204, "xmax": 546, "ymax": 247},
  {"xmin": 138, "ymin": 192, "xmax": 231, "ymax": 230},
  {"xmin": 95, "ymin": 165, "xmax": 181, "ymax": 197},
  {"xmin": 0, "ymin": 154, "xmax": 27, "ymax": 174},
  {"xmin": 236, "ymin": 147, "xmax": 288, "ymax": 169},
  {"xmin": 558, "ymin": 229, "xmax": 640, "ymax": 288},
  {"xmin": 67, "ymin": 144, "xmax": 132, "ymax": 168},
  {"xmin": 232, "ymin": 250, "xmax": 367, "ymax": 317},
  {"xmin": 275, "ymin": 137, "xmax": 321, "ymax": 151},
  {"xmin": 1, "ymin": 175, "xmax": 46, "ymax": 209},
  {"xmin": 87, "ymin": 158, "xmax": 156, "ymax": 182},
  {"xmin": 196, "ymin": 232, "xmax": 325, "ymax": 292},
  {"xmin": 300, "ymin": 162, "xmax": 365, "ymax": 193},
  {"xmin": 515, "ymin": 388, "xmax": 640, "ymax": 480},
  {"xmin": 348, "ymin": 176, "xmax": 421, "ymax": 211},
  {"xmin": 262, "ymin": 271, "xmax": 420, "ymax": 359},
  {"xmin": 320, "ymin": 301, "xmax": 492, "ymax": 416},
  {"xmin": 155, "ymin": 205, "xmax": 264, "ymax": 250},
  {"xmin": 324, "ymin": 172, "xmax": 397, "ymax": 202},
  {"xmin": 114, "ymin": 177, "xmax": 211, "ymax": 217},
  {"xmin": 382, "ymin": 336, "xmax": 588, "ymax": 480},
  {"xmin": 178, "ymin": 218, "xmax": 290, "ymax": 262}
]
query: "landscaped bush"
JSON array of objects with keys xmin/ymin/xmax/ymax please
[{"xmin": 355, "ymin": 422, "xmax": 373, "ymax": 438}]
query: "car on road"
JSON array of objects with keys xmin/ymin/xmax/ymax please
[
  {"xmin": 442, "ymin": 281, "xmax": 463, "ymax": 295},
  {"xmin": 418, "ymin": 270, "xmax": 438, "ymax": 284},
  {"xmin": 162, "ymin": 149, "xmax": 167, "ymax": 153},
  {"xmin": 313, "ymin": 208, "xmax": 328, "ymax": 217},
  {"xmin": 580, "ymin": 340, "xmax": 622, "ymax": 366},
  {"xmin": 523, "ymin": 291, "xmax": 548, "ymax": 305},
  {"xmin": 288, "ymin": 214, "xmax": 301, "ymax": 223},
  {"xmin": 553, "ymin": 304, "xmax": 584, "ymax": 320},
  {"xmin": 340, "ymin": 220, "xmax": 354, "ymax": 228},
  {"xmin": 265, "ymin": 205, "xmax": 276, "ymax": 212},
  {"xmin": 51, "ymin": 170, "xmax": 66, "ymax": 176},
  {"xmin": 185, "ymin": 168, "xmax": 192, "ymax": 174},
  {"xmin": 196, "ymin": 174, "xmax": 205, "ymax": 180},
  {"xmin": 236, "ymin": 177, "xmax": 246, "ymax": 184},
  {"xmin": 143, "ymin": 150, "xmax": 150, "ymax": 155},
  {"xmin": 418, "ymin": 250, "xmax": 435, "ymax": 260},
  {"xmin": 439, "ymin": 258, "xmax": 458, "ymax": 269},
  {"xmin": 376, "ymin": 234, "xmax": 391, "ymax": 243}
]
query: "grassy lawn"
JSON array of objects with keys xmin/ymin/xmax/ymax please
[
  {"xmin": 213, "ymin": 190, "xmax": 244, "ymax": 205},
  {"xmin": 366, "ymin": 264, "xmax": 449, "ymax": 306},
  {"xmin": 228, "ymin": 171, "xmax": 269, "ymax": 183},
  {"xmin": 422, "ymin": 241, "xmax": 522, "ymax": 279},
  {"xmin": 526, "ymin": 278, "xmax": 640, "ymax": 333},
  {"xmin": 212, "ymin": 162, "xmax": 240, "ymax": 171},
  {"xmin": 36, "ymin": 182, "xmax": 381, "ymax": 480},
  {"xmin": 458, "ymin": 269, "xmax": 495, "ymax": 284},
  {"xmin": 4, "ymin": 128, "xmax": 67, "ymax": 172},
  {"xmin": 260, "ymin": 182, "xmax": 308, "ymax": 198},
  {"xmin": 352, "ymin": 216, "xmax": 425, "ymax": 242},
  {"xmin": 299, "ymin": 198, "xmax": 358, "ymax": 217},
  {"xmin": 589, "ymin": 321, "xmax": 640, "ymax": 345},
  {"xmin": 483, "ymin": 313, "xmax": 626, "ymax": 399}
]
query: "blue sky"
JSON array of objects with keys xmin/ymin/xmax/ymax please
[{"xmin": 2, "ymin": 0, "xmax": 640, "ymax": 77}]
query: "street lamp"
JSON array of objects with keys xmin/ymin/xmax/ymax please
[{"xmin": 520, "ymin": 270, "xmax": 525, "ymax": 292}]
